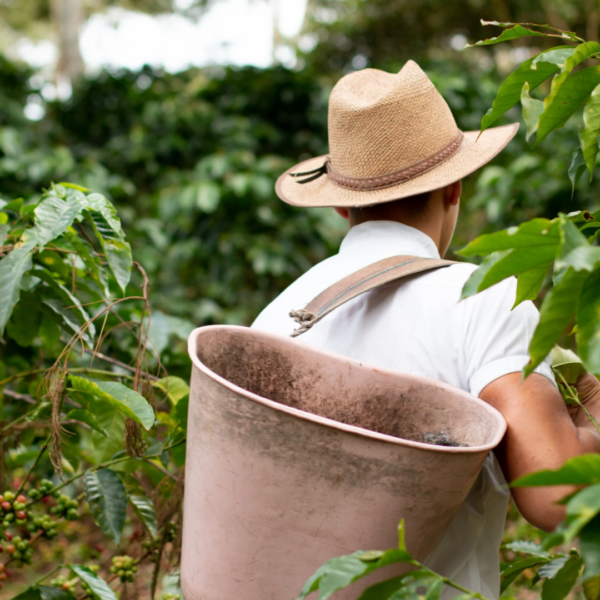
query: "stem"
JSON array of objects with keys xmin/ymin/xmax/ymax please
[
  {"xmin": 144, "ymin": 458, "xmax": 177, "ymax": 482},
  {"xmin": 0, "ymin": 410, "xmax": 32, "ymax": 435},
  {"xmin": 164, "ymin": 438, "xmax": 185, "ymax": 451},
  {"xmin": 0, "ymin": 367, "xmax": 134, "ymax": 389},
  {"xmin": 2, "ymin": 389, "xmax": 36, "ymax": 405},
  {"xmin": 32, "ymin": 564, "xmax": 62, "ymax": 587},
  {"xmin": 23, "ymin": 455, "xmax": 134, "ymax": 509},
  {"xmin": 59, "ymin": 337, "xmax": 161, "ymax": 382},
  {"xmin": 415, "ymin": 561, "xmax": 489, "ymax": 599},
  {"xmin": 69, "ymin": 368, "xmax": 135, "ymax": 380},
  {"xmin": 14, "ymin": 437, "xmax": 50, "ymax": 498},
  {"xmin": 556, "ymin": 370, "xmax": 600, "ymax": 435},
  {"xmin": 0, "ymin": 368, "xmax": 48, "ymax": 387}
]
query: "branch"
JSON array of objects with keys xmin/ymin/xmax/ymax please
[
  {"xmin": 15, "ymin": 438, "xmax": 49, "ymax": 499},
  {"xmin": 2, "ymin": 389, "xmax": 36, "ymax": 404}
]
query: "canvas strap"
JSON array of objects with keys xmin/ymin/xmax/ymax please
[{"xmin": 290, "ymin": 255, "xmax": 457, "ymax": 337}]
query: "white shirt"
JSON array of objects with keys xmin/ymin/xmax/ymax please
[{"xmin": 252, "ymin": 220, "xmax": 555, "ymax": 600}]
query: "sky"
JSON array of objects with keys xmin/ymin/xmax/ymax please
[{"xmin": 15, "ymin": 0, "xmax": 308, "ymax": 74}]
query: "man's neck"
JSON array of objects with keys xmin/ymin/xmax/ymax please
[{"xmin": 348, "ymin": 215, "xmax": 443, "ymax": 255}]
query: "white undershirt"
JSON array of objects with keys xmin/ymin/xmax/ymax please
[{"xmin": 252, "ymin": 220, "xmax": 555, "ymax": 600}]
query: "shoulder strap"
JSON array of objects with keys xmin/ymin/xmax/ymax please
[{"xmin": 290, "ymin": 255, "xmax": 456, "ymax": 337}]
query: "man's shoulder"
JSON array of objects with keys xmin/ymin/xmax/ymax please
[{"xmin": 252, "ymin": 254, "xmax": 343, "ymax": 331}]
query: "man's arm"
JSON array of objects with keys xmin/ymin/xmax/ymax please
[{"xmin": 479, "ymin": 372, "xmax": 600, "ymax": 532}]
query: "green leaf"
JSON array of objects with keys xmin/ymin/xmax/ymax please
[
  {"xmin": 153, "ymin": 376, "xmax": 189, "ymax": 405},
  {"xmin": 39, "ymin": 587, "xmax": 77, "ymax": 600},
  {"xmin": 460, "ymin": 251, "xmax": 508, "ymax": 299},
  {"xmin": 82, "ymin": 194, "xmax": 132, "ymax": 293},
  {"xmin": 386, "ymin": 574, "xmax": 443, "ymax": 600},
  {"xmin": 34, "ymin": 266, "xmax": 96, "ymax": 344},
  {"xmin": 478, "ymin": 53, "xmax": 563, "ymax": 131},
  {"xmin": 7, "ymin": 290, "xmax": 41, "ymax": 346},
  {"xmin": 467, "ymin": 23, "xmax": 555, "ymax": 47},
  {"xmin": 458, "ymin": 219, "xmax": 558, "ymax": 257},
  {"xmin": 577, "ymin": 268, "xmax": 600, "ymax": 374},
  {"xmin": 581, "ymin": 516, "xmax": 600, "ymax": 579},
  {"xmin": 543, "ymin": 533, "xmax": 567, "ymax": 551},
  {"xmin": 525, "ymin": 267, "xmax": 589, "ymax": 377},
  {"xmin": 478, "ymin": 248, "xmax": 557, "ymax": 297},
  {"xmin": 569, "ymin": 147, "xmax": 588, "ymax": 196},
  {"xmin": 582, "ymin": 84, "xmax": 600, "ymax": 178},
  {"xmin": 69, "ymin": 376, "xmax": 155, "ymax": 430},
  {"xmin": 583, "ymin": 574, "xmax": 600, "ymax": 600},
  {"xmin": 2, "ymin": 197, "xmax": 23, "ymax": 214},
  {"xmin": 296, "ymin": 549, "xmax": 414, "ymax": 600},
  {"xmin": 355, "ymin": 576, "xmax": 407, "ymax": 600},
  {"xmin": 356, "ymin": 572, "xmax": 443, "ymax": 600},
  {"xmin": 63, "ymin": 227, "xmax": 110, "ymax": 297},
  {"xmin": 561, "ymin": 484, "xmax": 600, "ymax": 541},
  {"xmin": 84, "ymin": 468, "xmax": 127, "ymax": 543},
  {"xmin": 66, "ymin": 409, "xmax": 109, "ymax": 436},
  {"xmin": 521, "ymin": 82, "xmax": 545, "ymax": 141},
  {"xmin": 196, "ymin": 180, "xmax": 221, "ymax": 212},
  {"xmin": 514, "ymin": 262, "xmax": 552, "ymax": 307},
  {"xmin": 539, "ymin": 556, "xmax": 569, "ymax": 579},
  {"xmin": 537, "ymin": 66, "xmax": 600, "ymax": 144},
  {"xmin": 0, "ymin": 232, "xmax": 36, "ymax": 335},
  {"xmin": 480, "ymin": 21, "xmax": 583, "ymax": 42},
  {"xmin": 501, "ymin": 556, "xmax": 552, "ymax": 593},
  {"xmin": 12, "ymin": 588, "xmax": 44, "ymax": 600},
  {"xmin": 512, "ymin": 454, "xmax": 600, "ymax": 487},
  {"xmin": 144, "ymin": 440, "xmax": 164, "ymax": 457},
  {"xmin": 551, "ymin": 346, "xmax": 587, "ymax": 384},
  {"xmin": 32, "ymin": 193, "xmax": 83, "ymax": 247},
  {"xmin": 0, "ymin": 222, "xmax": 9, "ymax": 245},
  {"xmin": 121, "ymin": 474, "xmax": 158, "ymax": 538},
  {"xmin": 541, "ymin": 555, "xmax": 582, "ymax": 600},
  {"xmin": 532, "ymin": 47, "xmax": 579, "ymax": 69},
  {"xmin": 145, "ymin": 311, "xmax": 195, "ymax": 356},
  {"xmin": 556, "ymin": 217, "xmax": 600, "ymax": 272},
  {"xmin": 504, "ymin": 541, "xmax": 550, "ymax": 558},
  {"xmin": 174, "ymin": 393, "xmax": 189, "ymax": 432},
  {"xmin": 397, "ymin": 519, "xmax": 406, "ymax": 551},
  {"xmin": 68, "ymin": 565, "xmax": 118, "ymax": 600},
  {"xmin": 59, "ymin": 182, "xmax": 90, "ymax": 192}
]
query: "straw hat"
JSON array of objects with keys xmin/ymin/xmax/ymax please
[{"xmin": 276, "ymin": 60, "xmax": 518, "ymax": 208}]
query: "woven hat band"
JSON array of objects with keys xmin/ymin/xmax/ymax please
[
  {"xmin": 327, "ymin": 130, "xmax": 464, "ymax": 191},
  {"xmin": 289, "ymin": 130, "xmax": 464, "ymax": 191}
]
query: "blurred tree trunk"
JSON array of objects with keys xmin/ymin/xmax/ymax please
[
  {"xmin": 587, "ymin": 0, "xmax": 599, "ymax": 42},
  {"xmin": 271, "ymin": 0, "xmax": 281, "ymax": 64},
  {"xmin": 50, "ymin": 0, "xmax": 85, "ymax": 84}
]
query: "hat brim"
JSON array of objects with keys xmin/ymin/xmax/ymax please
[{"xmin": 276, "ymin": 123, "xmax": 519, "ymax": 208}]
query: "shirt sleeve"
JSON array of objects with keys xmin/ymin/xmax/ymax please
[{"xmin": 462, "ymin": 276, "xmax": 557, "ymax": 398}]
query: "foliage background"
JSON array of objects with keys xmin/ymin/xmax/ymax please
[{"xmin": 5, "ymin": 1, "xmax": 600, "ymax": 598}]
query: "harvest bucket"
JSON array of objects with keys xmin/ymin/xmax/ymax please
[{"xmin": 181, "ymin": 325, "xmax": 506, "ymax": 599}]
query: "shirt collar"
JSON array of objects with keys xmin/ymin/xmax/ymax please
[{"xmin": 339, "ymin": 221, "xmax": 441, "ymax": 260}]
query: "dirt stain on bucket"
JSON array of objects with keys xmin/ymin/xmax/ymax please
[{"xmin": 423, "ymin": 432, "xmax": 466, "ymax": 447}]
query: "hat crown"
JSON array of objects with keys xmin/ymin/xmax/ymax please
[{"xmin": 328, "ymin": 61, "xmax": 459, "ymax": 179}]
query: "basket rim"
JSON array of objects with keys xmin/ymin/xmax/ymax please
[{"xmin": 187, "ymin": 325, "xmax": 507, "ymax": 454}]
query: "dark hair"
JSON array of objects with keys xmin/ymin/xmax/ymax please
[{"xmin": 348, "ymin": 190, "xmax": 432, "ymax": 221}]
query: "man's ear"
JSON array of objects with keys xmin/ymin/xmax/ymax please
[
  {"xmin": 444, "ymin": 180, "xmax": 462, "ymax": 207},
  {"xmin": 334, "ymin": 207, "xmax": 350, "ymax": 220}
]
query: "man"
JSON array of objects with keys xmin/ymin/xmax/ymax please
[{"xmin": 251, "ymin": 61, "xmax": 600, "ymax": 599}]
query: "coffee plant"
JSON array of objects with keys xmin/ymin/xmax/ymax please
[
  {"xmin": 299, "ymin": 20, "xmax": 600, "ymax": 600},
  {"xmin": 0, "ymin": 183, "xmax": 189, "ymax": 599}
]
